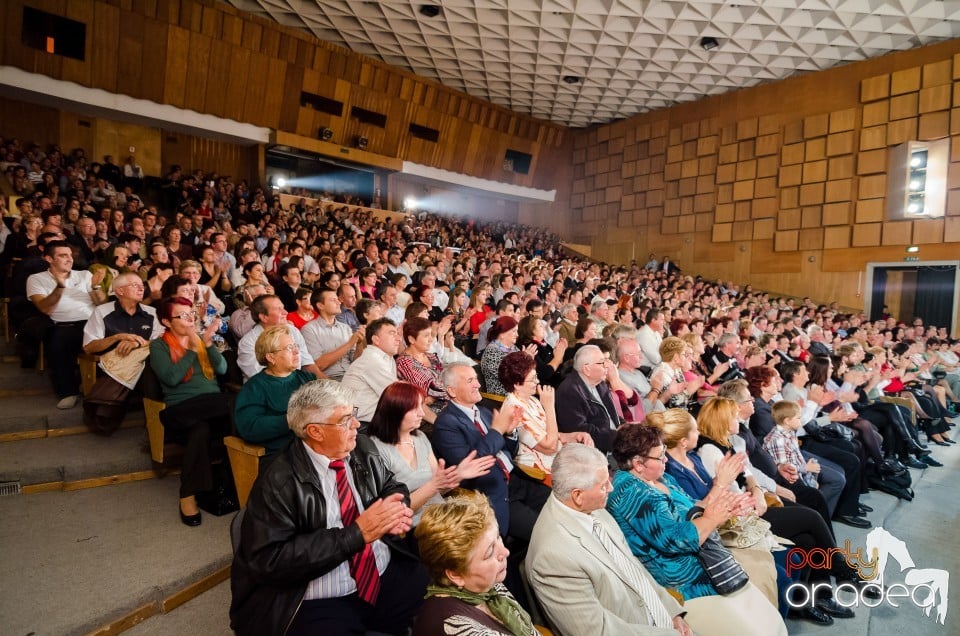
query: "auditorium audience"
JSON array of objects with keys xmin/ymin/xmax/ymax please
[{"xmin": 7, "ymin": 133, "xmax": 960, "ymax": 634}]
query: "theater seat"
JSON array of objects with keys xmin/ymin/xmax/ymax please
[
  {"xmin": 143, "ymin": 396, "xmax": 167, "ymax": 464},
  {"xmin": 224, "ymin": 435, "xmax": 265, "ymax": 507},
  {"xmin": 879, "ymin": 394, "xmax": 916, "ymax": 424},
  {"xmin": 78, "ymin": 353, "xmax": 99, "ymax": 396}
]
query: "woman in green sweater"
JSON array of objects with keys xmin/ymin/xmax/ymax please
[
  {"xmin": 150, "ymin": 296, "xmax": 230, "ymax": 527},
  {"xmin": 234, "ymin": 325, "xmax": 315, "ymax": 461}
]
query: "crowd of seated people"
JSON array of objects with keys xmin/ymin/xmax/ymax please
[{"xmin": 5, "ymin": 135, "xmax": 960, "ymax": 634}]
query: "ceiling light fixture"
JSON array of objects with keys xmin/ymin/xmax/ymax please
[
  {"xmin": 906, "ymin": 246, "xmax": 920, "ymax": 253},
  {"xmin": 562, "ymin": 75, "xmax": 582, "ymax": 85},
  {"xmin": 700, "ymin": 36, "xmax": 719, "ymax": 51},
  {"xmin": 319, "ymin": 127, "xmax": 334, "ymax": 141},
  {"xmin": 419, "ymin": 5, "xmax": 441, "ymax": 18}
]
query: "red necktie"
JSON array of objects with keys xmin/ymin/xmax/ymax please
[
  {"xmin": 329, "ymin": 460, "xmax": 381, "ymax": 604},
  {"xmin": 473, "ymin": 414, "xmax": 510, "ymax": 482}
]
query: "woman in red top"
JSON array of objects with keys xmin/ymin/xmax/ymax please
[
  {"xmin": 285, "ymin": 288, "xmax": 317, "ymax": 329},
  {"xmin": 467, "ymin": 285, "xmax": 493, "ymax": 335}
]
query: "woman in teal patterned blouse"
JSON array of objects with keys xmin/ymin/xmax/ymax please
[{"xmin": 605, "ymin": 423, "xmax": 787, "ymax": 636}]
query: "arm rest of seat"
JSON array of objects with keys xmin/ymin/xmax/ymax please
[
  {"xmin": 879, "ymin": 395, "xmax": 916, "ymax": 425},
  {"xmin": 142, "ymin": 397, "xmax": 166, "ymax": 464},
  {"xmin": 224, "ymin": 435, "xmax": 265, "ymax": 508},
  {"xmin": 78, "ymin": 353, "xmax": 100, "ymax": 397}
]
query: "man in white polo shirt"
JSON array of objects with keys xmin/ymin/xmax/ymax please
[{"xmin": 27, "ymin": 240, "xmax": 107, "ymax": 408}]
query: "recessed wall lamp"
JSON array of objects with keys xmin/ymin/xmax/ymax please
[
  {"xmin": 906, "ymin": 245, "xmax": 920, "ymax": 253},
  {"xmin": 562, "ymin": 75, "xmax": 582, "ymax": 85},
  {"xmin": 700, "ymin": 37, "xmax": 719, "ymax": 51}
]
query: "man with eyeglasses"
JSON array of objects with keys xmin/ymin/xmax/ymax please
[
  {"xmin": 83, "ymin": 272, "xmax": 161, "ymax": 357},
  {"xmin": 81, "ymin": 272, "xmax": 162, "ymax": 433},
  {"xmin": 527, "ymin": 443, "xmax": 690, "ymax": 635},
  {"xmin": 231, "ymin": 381, "xmax": 427, "ymax": 636},
  {"xmin": 556, "ymin": 345, "xmax": 623, "ymax": 454}
]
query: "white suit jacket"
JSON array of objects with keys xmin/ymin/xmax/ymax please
[{"xmin": 526, "ymin": 495, "xmax": 683, "ymax": 636}]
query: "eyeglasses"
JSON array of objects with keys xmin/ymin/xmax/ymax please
[
  {"xmin": 313, "ymin": 406, "xmax": 360, "ymax": 429},
  {"xmin": 172, "ymin": 311, "xmax": 197, "ymax": 321},
  {"xmin": 272, "ymin": 344, "xmax": 297, "ymax": 353},
  {"xmin": 641, "ymin": 452, "xmax": 668, "ymax": 463},
  {"xmin": 117, "ymin": 283, "xmax": 144, "ymax": 290}
]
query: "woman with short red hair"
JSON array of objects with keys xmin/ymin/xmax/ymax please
[{"xmin": 149, "ymin": 296, "xmax": 230, "ymax": 527}]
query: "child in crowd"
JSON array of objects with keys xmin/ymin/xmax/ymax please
[{"xmin": 762, "ymin": 400, "xmax": 820, "ymax": 489}]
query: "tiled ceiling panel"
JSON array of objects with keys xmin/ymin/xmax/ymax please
[{"xmin": 226, "ymin": 0, "xmax": 960, "ymax": 127}]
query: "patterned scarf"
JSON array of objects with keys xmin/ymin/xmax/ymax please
[{"xmin": 424, "ymin": 583, "xmax": 534, "ymax": 636}]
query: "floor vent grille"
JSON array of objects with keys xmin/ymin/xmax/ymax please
[{"xmin": 0, "ymin": 481, "xmax": 23, "ymax": 496}]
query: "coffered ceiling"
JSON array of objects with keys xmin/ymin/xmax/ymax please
[{"xmin": 227, "ymin": 0, "xmax": 960, "ymax": 127}]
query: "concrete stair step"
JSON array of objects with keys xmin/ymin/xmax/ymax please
[
  {"xmin": 124, "ymin": 580, "xmax": 232, "ymax": 636},
  {"xmin": 0, "ymin": 425, "xmax": 155, "ymax": 487},
  {"xmin": 0, "ymin": 400, "xmax": 145, "ymax": 441},
  {"xmin": 0, "ymin": 478, "xmax": 233, "ymax": 636}
]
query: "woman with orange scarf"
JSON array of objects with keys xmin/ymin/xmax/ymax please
[{"xmin": 150, "ymin": 296, "xmax": 230, "ymax": 527}]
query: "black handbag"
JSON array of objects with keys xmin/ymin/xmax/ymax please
[{"xmin": 686, "ymin": 507, "xmax": 750, "ymax": 595}]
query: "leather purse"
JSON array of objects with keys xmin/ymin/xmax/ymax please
[{"xmin": 687, "ymin": 507, "xmax": 750, "ymax": 595}]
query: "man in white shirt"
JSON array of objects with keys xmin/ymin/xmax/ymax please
[
  {"xmin": 636, "ymin": 308, "xmax": 666, "ymax": 367},
  {"xmin": 303, "ymin": 288, "xmax": 362, "ymax": 380},
  {"xmin": 237, "ymin": 295, "xmax": 321, "ymax": 380},
  {"xmin": 614, "ymin": 336, "xmax": 669, "ymax": 416},
  {"xmin": 27, "ymin": 240, "xmax": 107, "ymax": 408},
  {"xmin": 340, "ymin": 319, "xmax": 401, "ymax": 422},
  {"xmin": 381, "ymin": 285, "xmax": 404, "ymax": 325}
]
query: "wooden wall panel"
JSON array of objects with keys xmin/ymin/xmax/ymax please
[
  {"xmin": 0, "ymin": 0, "xmax": 565, "ymax": 190},
  {"xmin": 569, "ymin": 37, "xmax": 960, "ymax": 307}
]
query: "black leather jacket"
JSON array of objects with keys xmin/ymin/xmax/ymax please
[{"xmin": 229, "ymin": 434, "xmax": 410, "ymax": 636}]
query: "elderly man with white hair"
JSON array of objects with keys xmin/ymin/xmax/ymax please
[
  {"xmin": 230, "ymin": 381, "xmax": 428, "ymax": 636},
  {"xmin": 555, "ymin": 345, "xmax": 622, "ymax": 454},
  {"xmin": 527, "ymin": 443, "xmax": 691, "ymax": 635}
]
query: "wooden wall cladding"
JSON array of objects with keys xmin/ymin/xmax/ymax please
[
  {"xmin": 569, "ymin": 37, "xmax": 960, "ymax": 307},
  {"xmin": 1, "ymin": 0, "xmax": 565, "ymax": 189}
]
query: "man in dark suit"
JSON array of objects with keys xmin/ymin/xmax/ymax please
[
  {"xmin": 555, "ymin": 345, "xmax": 622, "ymax": 454},
  {"xmin": 431, "ymin": 362, "xmax": 521, "ymax": 537}
]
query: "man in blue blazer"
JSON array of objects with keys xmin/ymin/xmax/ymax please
[{"xmin": 431, "ymin": 362, "xmax": 521, "ymax": 537}]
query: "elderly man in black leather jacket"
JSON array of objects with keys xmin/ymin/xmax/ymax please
[{"xmin": 230, "ymin": 381, "xmax": 427, "ymax": 636}]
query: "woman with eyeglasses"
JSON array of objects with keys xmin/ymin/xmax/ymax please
[
  {"xmin": 499, "ymin": 351, "xmax": 593, "ymax": 486},
  {"xmin": 150, "ymin": 296, "xmax": 231, "ymax": 527},
  {"xmin": 235, "ymin": 325, "xmax": 316, "ymax": 463},
  {"xmin": 605, "ymin": 423, "xmax": 788, "ymax": 636}
]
